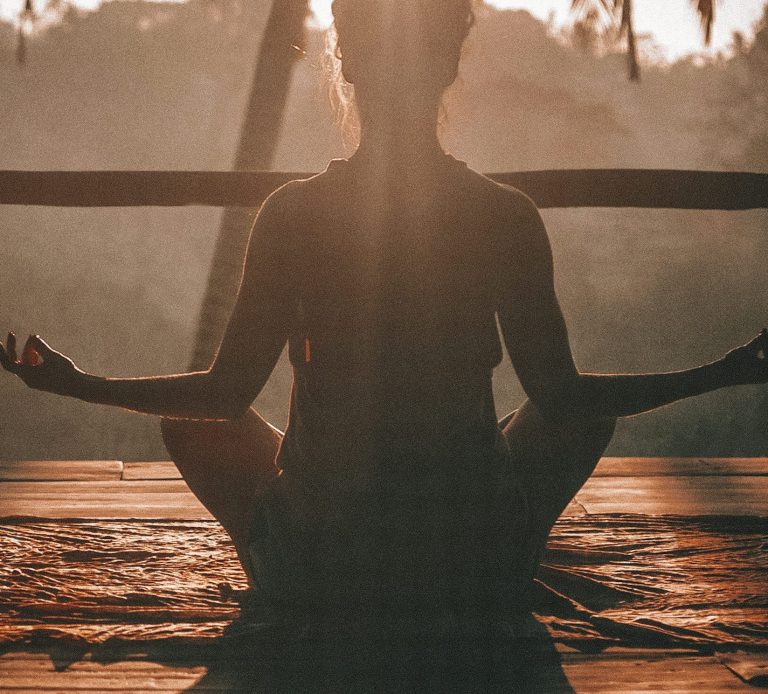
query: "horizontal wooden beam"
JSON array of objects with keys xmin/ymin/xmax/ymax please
[{"xmin": 0, "ymin": 169, "xmax": 765, "ymax": 209}]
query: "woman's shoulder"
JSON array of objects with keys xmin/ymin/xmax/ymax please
[
  {"xmin": 460, "ymin": 164, "xmax": 539, "ymax": 215},
  {"xmin": 453, "ymin": 166, "xmax": 549, "ymax": 262},
  {"xmin": 269, "ymin": 155, "xmax": 541, "ymax": 221},
  {"xmin": 268, "ymin": 159, "xmax": 346, "ymax": 204}
]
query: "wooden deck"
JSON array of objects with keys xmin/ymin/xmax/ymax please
[
  {"xmin": 2, "ymin": 457, "xmax": 768, "ymax": 520},
  {"xmin": 1, "ymin": 647, "xmax": 766, "ymax": 692},
  {"xmin": 1, "ymin": 457, "xmax": 767, "ymax": 692}
]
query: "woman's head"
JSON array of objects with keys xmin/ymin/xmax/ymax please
[{"xmin": 327, "ymin": 0, "xmax": 476, "ymax": 146}]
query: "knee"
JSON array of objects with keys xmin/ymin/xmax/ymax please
[
  {"xmin": 541, "ymin": 406, "xmax": 617, "ymax": 455},
  {"xmin": 559, "ymin": 414, "xmax": 616, "ymax": 461},
  {"xmin": 520, "ymin": 399, "xmax": 616, "ymax": 440},
  {"xmin": 159, "ymin": 416, "xmax": 211, "ymax": 447}
]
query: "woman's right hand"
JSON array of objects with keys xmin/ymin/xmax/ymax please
[
  {"xmin": 720, "ymin": 329, "xmax": 768, "ymax": 386},
  {"xmin": 0, "ymin": 331, "xmax": 83, "ymax": 396}
]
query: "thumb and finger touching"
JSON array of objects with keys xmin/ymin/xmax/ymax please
[
  {"xmin": 22, "ymin": 335, "xmax": 50, "ymax": 366},
  {"xmin": 0, "ymin": 342, "xmax": 13, "ymax": 371},
  {"xmin": 760, "ymin": 329, "xmax": 768, "ymax": 359},
  {"xmin": 0, "ymin": 332, "xmax": 19, "ymax": 372},
  {"xmin": 745, "ymin": 329, "xmax": 768, "ymax": 360},
  {"xmin": 1, "ymin": 332, "xmax": 48, "ymax": 372}
]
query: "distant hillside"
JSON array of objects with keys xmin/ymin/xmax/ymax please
[{"xmin": 0, "ymin": 1, "xmax": 766, "ymax": 460}]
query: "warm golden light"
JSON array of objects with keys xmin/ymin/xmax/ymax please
[{"xmin": 310, "ymin": 0, "xmax": 766, "ymax": 59}]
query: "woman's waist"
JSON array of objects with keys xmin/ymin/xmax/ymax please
[
  {"xmin": 288, "ymin": 387, "xmax": 497, "ymax": 451},
  {"xmin": 293, "ymin": 363, "xmax": 494, "ymax": 405},
  {"xmin": 287, "ymin": 328, "xmax": 503, "ymax": 371},
  {"xmin": 278, "ymin": 408, "xmax": 508, "ymax": 487}
]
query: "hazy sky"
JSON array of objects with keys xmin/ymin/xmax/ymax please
[
  {"xmin": 1, "ymin": 0, "xmax": 765, "ymax": 60},
  {"xmin": 310, "ymin": 0, "xmax": 767, "ymax": 59},
  {"xmin": 489, "ymin": 0, "xmax": 766, "ymax": 59}
]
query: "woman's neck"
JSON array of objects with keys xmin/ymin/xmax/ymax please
[{"xmin": 351, "ymin": 105, "xmax": 445, "ymax": 171}]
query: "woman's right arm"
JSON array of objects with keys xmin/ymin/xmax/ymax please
[
  {"xmin": 495, "ymin": 189, "xmax": 768, "ymax": 422},
  {"xmin": 1, "ymin": 182, "xmax": 300, "ymax": 421}
]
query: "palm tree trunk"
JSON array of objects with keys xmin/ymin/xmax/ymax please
[
  {"xmin": 189, "ymin": 0, "xmax": 310, "ymax": 371},
  {"xmin": 621, "ymin": 0, "xmax": 640, "ymax": 81}
]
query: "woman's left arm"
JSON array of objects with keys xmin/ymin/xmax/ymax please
[{"xmin": 0, "ymin": 182, "xmax": 300, "ymax": 421}]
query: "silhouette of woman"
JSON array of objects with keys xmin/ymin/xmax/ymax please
[{"xmin": 2, "ymin": 0, "xmax": 767, "ymax": 626}]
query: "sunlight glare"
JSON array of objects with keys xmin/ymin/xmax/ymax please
[{"xmin": 310, "ymin": 0, "xmax": 333, "ymax": 28}]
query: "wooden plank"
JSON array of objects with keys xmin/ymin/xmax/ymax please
[
  {"xmin": 0, "ymin": 506, "xmax": 212, "ymax": 520},
  {"xmin": 562, "ymin": 499, "xmax": 585, "ymax": 517},
  {"xmin": 0, "ymin": 480, "xmax": 194, "ymax": 494},
  {"xmin": 0, "ymin": 652, "xmax": 753, "ymax": 693},
  {"xmin": 0, "ymin": 480, "xmax": 212, "ymax": 520},
  {"xmin": 123, "ymin": 458, "xmax": 768, "ymax": 482},
  {"xmin": 122, "ymin": 461, "xmax": 181, "ymax": 480},
  {"xmin": 0, "ymin": 478, "xmax": 584, "ymax": 520},
  {"xmin": 3, "ymin": 470, "xmax": 768, "ymax": 520},
  {"xmin": 0, "ymin": 169, "xmax": 765, "ymax": 210},
  {"xmin": 593, "ymin": 457, "xmax": 768, "ymax": 477},
  {"xmin": 0, "ymin": 656, "xmax": 207, "ymax": 673},
  {"xmin": 578, "ymin": 476, "xmax": 768, "ymax": 516},
  {"xmin": 0, "ymin": 672, "xmax": 209, "ymax": 691},
  {"xmin": 719, "ymin": 653, "xmax": 768, "ymax": 687},
  {"xmin": 0, "ymin": 460, "xmax": 123, "ymax": 482},
  {"xmin": 560, "ymin": 654, "xmax": 753, "ymax": 692}
]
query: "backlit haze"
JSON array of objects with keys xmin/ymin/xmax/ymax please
[{"xmin": 1, "ymin": 0, "xmax": 765, "ymax": 61}]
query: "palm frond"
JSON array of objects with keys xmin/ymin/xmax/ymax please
[
  {"xmin": 571, "ymin": 0, "xmax": 614, "ymax": 20},
  {"xmin": 570, "ymin": 0, "xmax": 717, "ymax": 80},
  {"xmin": 571, "ymin": 0, "xmax": 613, "ymax": 34}
]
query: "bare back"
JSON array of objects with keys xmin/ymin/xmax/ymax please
[{"xmin": 262, "ymin": 154, "xmax": 544, "ymax": 482}]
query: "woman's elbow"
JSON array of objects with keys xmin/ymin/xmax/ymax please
[
  {"xmin": 528, "ymin": 377, "xmax": 588, "ymax": 423},
  {"xmin": 201, "ymin": 375, "xmax": 253, "ymax": 421},
  {"xmin": 209, "ymin": 391, "xmax": 253, "ymax": 421},
  {"xmin": 531, "ymin": 376, "xmax": 620, "ymax": 425}
]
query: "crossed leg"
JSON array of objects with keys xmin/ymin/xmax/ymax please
[
  {"xmin": 500, "ymin": 399, "xmax": 617, "ymax": 588},
  {"xmin": 159, "ymin": 408, "xmax": 283, "ymax": 583},
  {"xmin": 160, "ymin": 399, "xmax": 616, "ymax": 590}
]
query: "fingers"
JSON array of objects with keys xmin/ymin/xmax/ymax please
[
  {"xmin": 0, "ymin": 341, "xmax": 11, "ymax": 370},
  {"xmin": 1, "ymin": 332, "xmax": 47, "ymax": 371},
  {"xmin": 22, "ymin": 336, "xmax": 42, "ymax": 366},
  {"xmin": 744, "ymin": 329, "xmax": 768, "ymax": 352},
  {"xmin": 28, "ymin": 334, "xmax": 53, "ymax": 357},
  {"xmin": 7, "ymin": 332, "xmax": 17, "ymax": 363},
  {"xmin": 27, "ymin": 334, "xmax": 59, "ymax": 366},
  {"xmin": 0, "ymin": 334, "xmax": 20, "ymax": 373}
]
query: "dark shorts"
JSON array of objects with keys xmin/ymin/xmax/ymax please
[{"xmin": 247, "ymin": 413, "xmax": 541, "ymax": 615}]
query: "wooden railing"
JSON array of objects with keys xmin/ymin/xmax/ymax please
[{"xmin": 0, "ymin": 169, "xmax": 766, "ymax": 209}]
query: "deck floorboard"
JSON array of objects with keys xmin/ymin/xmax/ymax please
[
  {"xmin": 0, "ymin": 650, "xmax": 758, "ymax": 692},
  {"xmin": 4, "ymin": 459, "xmax": 768, "ymax": 519},
  {"xmin": 1, "ymin": 458, "xmax": 767, "ymax": 692},
  {"xmin": 119, "ymin": 458, "xmax": 768, "ymax": 482}
]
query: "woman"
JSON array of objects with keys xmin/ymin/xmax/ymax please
[{"xmin": 2, "ymin": 0, "xmax": 767, "ymax": 625}]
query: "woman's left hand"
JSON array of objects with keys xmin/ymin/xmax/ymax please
[
  {"xmin": 720, "ymin": 329, "xmax": 768, "ymax": 386},
  {"xmin": 0, "ymin": 332, "xmax": 83, "ymax": 396}
]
